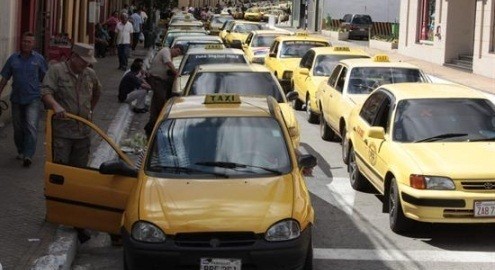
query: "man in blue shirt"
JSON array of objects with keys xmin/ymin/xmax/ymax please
[
  {"xmin": 130, "ymin": 8, "xmax": 143, "ymax": 50},
  {"xmin": 0, "ymin": 32, "xmax": 48, "ymax": 167}
]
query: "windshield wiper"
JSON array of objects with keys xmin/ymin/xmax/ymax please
[
  {"xmin": 414, "ymin": 133, "xmax": 468, "ymax": 142},
  {"xmin": 196, "ymin": 161, "xmax": 283, "ymax": 175},
  {"xmin": 467, "ymin": 136, "xmax": 495, "ymax": 142},
  {"xmin": 149, "ymin": 165, "xmax": 229, "ymax": 178}
]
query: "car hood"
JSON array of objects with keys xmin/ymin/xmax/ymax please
[
  {"xmin": 139, "ymin": 176, "xmax": 294, "ymax": 234},
  {"xmin": 401, "ymin": 142, "xmax": 495, "ymax": 178}
]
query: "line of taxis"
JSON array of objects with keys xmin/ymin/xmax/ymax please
[{"xmin": 43, "ymin": 10, "xmax": 495, "ymax": 269}]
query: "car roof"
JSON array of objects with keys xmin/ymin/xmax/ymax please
[
  {"xmin": 310, "ymin": 46, "xmax": 370, "ymax": 56},
  {"xmin": 195, "ymin": 63, "xmax": 270, "ymax": 73},
  {"xmin": 173, "ymin": 35, "xmax": 223, "ymax": 42},
  {"xmin": 233, "ymin": 20, "xmax": 264, "ymax": 25},
  {"xmin": 275, "ymin": 34, "xmax": 329, "ymax": 43},
  {"xmin": 381, "ymin": 83, "xmax": 487, "ymax": 101},
  {"xmin": 250, "ymin": 29, "xmax": 292, "ymax": 35},
  {"xmin": 166, "ymin": 95, "xmax": 274, "ymax": 119},
  {"xmin": 185, "ymin": 46, "xmax": 245, "ymax": 55},
  {"xmin": 340, "ymin": 56, "xmax": 421, "ymax": 69}
]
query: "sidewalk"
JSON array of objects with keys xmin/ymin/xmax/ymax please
[
  {"xmin": 317, "ymin": 31, "xmax": 495, "ymax": 95},
  {"xmin": 0, "ymin": 44, "xmax": 150, "ymax": 270}
]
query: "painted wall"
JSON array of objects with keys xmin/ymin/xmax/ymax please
[
  {"xmin": 320, "ymin": 0, "xmax": 401, "ymax": 23},
  {"xmin": 444, "ymin": 0, "xmax": 476, "ymax": 62},
  {"xmin": 473, "ymin": 0, "xmax": 495, "ymax": 78}
]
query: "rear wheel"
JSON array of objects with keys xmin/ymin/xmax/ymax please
[
  {"xmin": 341, "ymin": 128, "xmax": 350, "ymax": 164},
  {"xmin": 293, "ymin": 97, "xmax": 303, "ymax": 110},
  {"xmin": 348, "ymin": 147, "xmax": 368, "ymax": 191},
  {"xmin": 305, "ymin": 97, "xmax": 319, "ymax": 124},
  {"xmin": 320, "ymin": 113, "xmax": 335, "ymax": 141},
  {"xmin": 389, "ymin": 178, "xmax": 414, "ymax": 233}
]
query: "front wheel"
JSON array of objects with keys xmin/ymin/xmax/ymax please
[
  {"xmin": 389, "ymin": 178, "xmax": 414, "ymax": 233},
  {"xmin": 348, "ymin": 147, "xmax": 368, "ymax": 191},
  {"xmin": 320, "ymin": 113, "xmax": 335, "ymax": 141}
]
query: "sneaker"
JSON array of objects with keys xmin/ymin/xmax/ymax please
[
  {"xmin": 23, "ymin": 157, "xmax": 32, "ymax": 167},
  {"xmin": 16, "ymin": 154, "xmax": 24, "ymax": 160}
]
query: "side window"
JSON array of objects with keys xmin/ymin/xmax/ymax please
[
  {"xmin": 359, "ymin": 91, "xmax": 387, "ymax": 125},
  {"xmin": 305, "ymin": 51, "xmax": 315, "ymax": 69},
  {"xmin": 299, "ymin": 51, "xmax": 314, "ymax": 68},
  {"xmin": 270, "ymin": 41, "xmax": 279, "ymax": 56},
  {"xmin": 373, "ymin": 90, "xmax": 393, "ymax": 131},
  {"xmin": 335, "ymin": 67, "xmax": 347, "ymax": 92},
  {"xmin": 245, "ymin": 33, "xmax": 253, "ymax": 45},
  {"xmin": 328, "ymin": 65, "xmax": 343, "ymax": 87}
]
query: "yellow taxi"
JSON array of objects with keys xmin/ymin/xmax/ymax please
[
  {"xmin": 292, "ymin": 46, "xmax": 370, "ymax": 123},
  {"xmin": 316, "ymin": 54, "xmax": 429, "ymax": 142},
  {"xmin": 242, "ymin": 30, "xmax": 291, "ymax": 64},
  {"xmin": 43, "ymin": 94, "xmax": 317, "ymax": 269},
  {"xmin": 172, "ymin": 44, "xmax": 248, "ymax": 93},
  {"xmin": 264, "ymin": 33, "xmax": 330, "ymax": 91},
  {"xmin": 244, "ymin": 7, "xmax": 263, "ymax": 21},
  {"xmin": 344, "ymin": 83, "xmax": 495, "ymax": 232},
  {"xmin": 181, "ymin": 63, "xmax": 301, "ymax": 148},
  {"xmin": 223, "ymin": 20, "xmax": 265, "ymax": 49}
]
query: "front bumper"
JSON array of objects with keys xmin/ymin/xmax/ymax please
[
  {"xmin": 123, "ymin": 226, "xmax": 312, "ymax": 270},
  {"xmin": 400, "ymin": 185, "xmax": 495, "ymax": 223}
]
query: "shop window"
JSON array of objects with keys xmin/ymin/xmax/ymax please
[
  {"xmin": 491, "ymin": 2, "xmax": 495, "ymax": 52},
  {"xmin": 418, "ymin": 0, "xmax": 436, "ymax": 42}
]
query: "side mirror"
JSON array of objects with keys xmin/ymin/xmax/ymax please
[
  {"xmin": 285, "ymin": 91, "xmax": 299, "ymax": 102},
  {"xmin": 298, "ymin": 154, "xmax": 317, "ymax": 169},
  {"xmin": 269, "ymin": 52, "xmax": 276, "ymax": 58},
  {"xmin": 299, "ymin": 68, "xmax": 309, "ymax": 76},
  {"xmin": 367, "ymin": 126, "xmax": 385, "ymax": 140},
  {"xmin": 99, "ymin": 160, "xmax": 138, "ymax": 177},
  {"xmin": 226, "ymin": 29, "xmax": 231, "ymax": 33}
]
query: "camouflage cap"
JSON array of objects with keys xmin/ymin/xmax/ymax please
[{"xmin": 72, "ymin": 42, "xmax": 97, "ymax": 64}]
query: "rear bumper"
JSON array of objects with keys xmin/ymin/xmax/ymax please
[{"xmin": 123, "ymin": 226, "xmax": 312, "ymax": 270}]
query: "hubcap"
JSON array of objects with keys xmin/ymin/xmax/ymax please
[
  {"xmin": 306, "ymin": 100, "xmax": 311, "ymax": 117},
  {"xmin": 390, "ymin": 183, "xmax": 397, "ymax": 220}
]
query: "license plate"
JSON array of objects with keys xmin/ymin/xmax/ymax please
[
  {"xmin": 474, "ymin": 201, "xmax": 495, "ymax": 217},
  {"xmin": 200, "ymin": 258, "xmax": 242, "ymax": 270}
]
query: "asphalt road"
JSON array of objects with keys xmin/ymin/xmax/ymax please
[{"xmin": 72, "ymin": 101, "xmax": 495, "ymax": 269}]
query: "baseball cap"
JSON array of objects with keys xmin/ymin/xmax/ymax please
[{"xmin": 72, "ymin": 43, "xmax": 97, "ymax": 64}]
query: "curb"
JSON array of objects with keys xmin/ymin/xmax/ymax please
[{"xmin": 31, "ymin": 104, "xmax": 134, "ymax": 270}]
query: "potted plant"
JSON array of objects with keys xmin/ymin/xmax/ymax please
[{"xmin": 369, "ymin": 35, "xmax": 398, "ymax": 50}]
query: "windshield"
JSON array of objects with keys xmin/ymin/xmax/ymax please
[
  {"xmin": 348, "ymin": 67, "xmax": 426, "ymax": 94},
  {"xmin": 280, "ymin": 40, "xmax": 328, "ymax": 58},
  {"xmin": 352, "ymin": 15, "xmax": 372, "ymax": 24},
  {"xmin": 146, "ymin": 117, "xmax": 291, "ymax": 177},
  {"xmin": 393, "ymin": 98, "xmax": 495, "ymax": 142},
  {"xmin": 313, "ymin": 55, "xmax": 370, "ymax": 76},
  {"xmin": 233, "ymin": 24, "xmax": 264, "ymax": 33},
  {"xmin": 181, "ymin": 54, "xmax": 247, "ymax": 75},
  {"xmin": 188, "ymin": 72, "xmax": 284, "ymax": 102},
  {"xmin": 212, "ymin": 16, "xmax": 233, "ymax": 24}
]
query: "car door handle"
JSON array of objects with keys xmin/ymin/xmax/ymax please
[{"xmin": 49, "ymin": 174, "xmax": 65, "ymax": 185}]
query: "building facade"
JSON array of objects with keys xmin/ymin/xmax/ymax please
[{"xmin": 399, "ymin": 0, "xmax": 495, "ymax": 78}]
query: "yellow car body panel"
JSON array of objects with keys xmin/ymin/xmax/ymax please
[
  {"xmin": 293, "ymin": 47, "xmax": 370, "ymax": 116},
  {"xmin": 346, "ymin": 83, "xmax": 495, "ymax": 224},
  {"xmin": 317, "ymin": 56, "xmax": 427, "ymax": 139},
  {"xmin": 243, "ymin": 30, "xmax": 291, "ymax": 64}
]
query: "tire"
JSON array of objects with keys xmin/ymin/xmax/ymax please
[
  {"xmin": 293, "ymin": 97, "xmax": 303, "ymax": 110},
  {"xmin": 389, "ymin": 178, "xmax": 414, "ymax": 233},
  {"xmin": 305, "ymin": 97, "xmax": 319, "ymax": 124},
  {"xmin": 348, "ymin": 147, "xmax": 368, "ymax": 191},
  {"xmin": 319, "ymin": 113, "xmax": 335, "ymax": 141},
  {"xmin": 303, "ymin": 239, "xmax": 313, "ymax": 270},
  {"xmin": 123, "ymin": 248, "xmax": 130, "ymax": 270},
  {"xmin": 341, "ymin": 128, "xmax": 350, "ymax": 164}
]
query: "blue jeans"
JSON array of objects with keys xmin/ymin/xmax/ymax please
[
  {"xmin": 11, "ymin": 99, "xmax": 41, "ymax": 159},
  {"xmin": 117, "ymin": 44, "xmax": 131, "ymax": 68}
]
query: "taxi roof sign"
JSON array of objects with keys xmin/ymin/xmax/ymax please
[
  {"xmin": 372, "ymin": 54, "xmax": 390, "ymax": 62},
  {"xmin": 204, "ymin": 94, "xmax": 241, "ymax": 104},
  {"xmin": 205, "ymin": 44, "xmax": 225, "ymax": 50},
  {"xmin": 294, "ymin": 32, "xmax": 309, "ymax": 37},
  {"xmin": 333, "ymin": 46, "xmax": 350, "ymax": 52}
]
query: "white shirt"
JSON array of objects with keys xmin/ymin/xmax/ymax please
[
  {"xmin": 148, "ymin": 47, "xmax": 172, "ymax": 80},
  {"xmin": 115, "ymin": 21, "xmax": 134, "ymax": 45}
]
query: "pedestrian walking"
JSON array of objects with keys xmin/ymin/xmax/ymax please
[
  {"xmin": 115, "ymin": 12, "xmax": 134, "ymax": 71},
  {"xmin": 104, "ymin": 11, "xmax": 120, "ymax": 56},
  {"xmin": 0, "ymin": 32, "xmax": 48, "ymax": 167},
  {"xmin": 130, "ymin": 8, "xmax": 144, "ymax": 50},
  {"xmin": 144, "ymin": 44, "xmax": 184, "ymax": 137},
  {"xmin": 41, "ymin": 43, "xmax": 101, "ymax": 168},
  {"xmin": 118, "ymin": 60, "xmax": 151, "ymax": 113}
]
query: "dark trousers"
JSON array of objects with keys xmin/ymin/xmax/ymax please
[
  {"xmin": 145, "ymin": 76, "xmax": 174, "ymax": 137},
  {"xmin": 117, "ymin": 44, "xmax": 130, "ymax": 69},
  {"xmin": 132, "ymin": 32, "xmax": 140, "ymax": 50}
]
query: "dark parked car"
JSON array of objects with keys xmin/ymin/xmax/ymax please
[{"xmin": 340, "ymin": 14, "xmax": 373, "ymax": 40}]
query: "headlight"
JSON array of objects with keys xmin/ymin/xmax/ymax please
[
  {"xmin": 265, "ymin": 219, "xmax": 300, "ymax": 241},
  {"xmin": 410, "ymin": 175, "xmax": 455, "ymax": 190},
  {"xmin": 282, "ymin": 71, "xmax": 293, "ymax": 80},
  {"xmin": 131, "ymin": 221, "xmax": 166, "ymax": 243}
]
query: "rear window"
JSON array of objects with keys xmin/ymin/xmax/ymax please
[
  {"xmin": 280, "ymin": 40, "xmax": 329, "ymax": 58},
  {"xmin": 313, "ymin": 55, "xmax": 370, "ymax": 76},
  {"xmin": 188, "ymin": 72, "xmax": 284, "ymax": 102},
  {"xmin": 181, "ymin": 54, "xmax": 247, "ymax": 75},
  {"xmin": 348, "ymin": 67, "xmax": 426, "ymax": 94},
  {"xmin": 352, "ymin": 15, "xmax": 372, "ymax": 24}
]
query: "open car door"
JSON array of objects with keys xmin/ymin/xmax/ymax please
[{"xmin": 44, "ymin": 110, "xmax": 138, "ymax": 235}]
